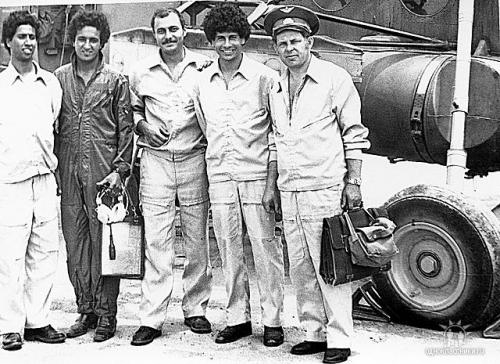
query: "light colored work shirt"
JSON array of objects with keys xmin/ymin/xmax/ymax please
[
  {"xmin": 129, "ymin": 47, "xmax": 208, "ymax": 159},
  {"xmin": 194, "ymin": 54, "xmax": 277, "ymax": 182},
  {"xmin": 0, "ymin": 62, "xmax": 62, "ymax": 183},
  {"xmin": 269, "ymin": 55, "xmax": 370, "ymax": 192}
]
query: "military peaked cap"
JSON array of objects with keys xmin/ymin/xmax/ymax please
[{"xmin": 264, "ymin": 5, "xmax": 320, "ymax": 37}]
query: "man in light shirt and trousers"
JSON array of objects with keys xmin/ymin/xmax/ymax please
[
  {"xmin": 128, "ymin": 7, "xmax": 212, "ymax": 346},
  {"xmin": 265, "ymin": 6, "xmax": 370, "ymax": 363},
  {"xmin": 195, "ymin": 3, "xmax": 285, "ymax": 346},
  {"xmin": 0, "ymin": 10, "xmax": 66, "ymax": 351}
]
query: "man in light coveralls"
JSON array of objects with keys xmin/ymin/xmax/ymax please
[
  {"xmin": 128, "ymin": 7, "xmax": 213, "ymax": 346},
  {"xmin": 265, "ymin": 5, "xmax": 370, "ymax": 363}
]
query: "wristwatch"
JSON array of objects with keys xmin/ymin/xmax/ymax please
[{"xmin": 346, "ymin": 177, "xmax": 362, "ymax": 186}]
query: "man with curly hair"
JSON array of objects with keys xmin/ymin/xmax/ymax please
[
  {"xmin": 194, "ymin": 3, "xmax": 285, "ymax": 346},
  {"xmin": 0, "ymin": 10, "xmax": 66, "ymax": 350},
  {"xmin": 54, "ymin": 9, "xmax": 134, "ymax": 342},
  {"xmin": 128, "ymin": 7, "xmax": 213, "ymax": 346}
]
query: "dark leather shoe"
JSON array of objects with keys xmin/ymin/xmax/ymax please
[
  {"xmin": 131, "ymin": 326, "xmax": 161, "ymax": 346},
  {"xmin": 66, "ymin": 313, "xmax": 98, "ymax": 338},
  {"xmin": 215, "ymin": 322, "xmax": 252, "ymax": 344},
  {"xmin": 263, "ymin": 326, "xmax": 284, "ymax": 347},
  {"xmin": 2, "ymin": 333, "xmax": 22, "ymax": 351},
  {"xmin": 323, "ymin": 348, "xmax": 351, "ymax": 363},
  {"xmin": 93, "ymin": 316, "xmax": 116, "ymax": 342},
  {"xmin": 24, "ymin": 325, "xmax": 66, "ymax": 344},
  {"xmin": 290, "ymin": 341, "xmax": 327, "ymax": 355},
  {"xmin": 184, "ymin": 316, "xmax": 212, "ymax": 334}
]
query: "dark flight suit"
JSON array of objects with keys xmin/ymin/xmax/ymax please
[{"xmin": 54, "ymin": 54, "xmax": 134, "ymax": 317}]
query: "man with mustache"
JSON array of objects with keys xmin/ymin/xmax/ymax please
[
  {"xmin": 0, "ymin": 10, "xmax": 65, "ymax": 351},
  {"xmin": 128, "ymin": 7, "xmax": 213, "ymax": 346},
  {"xmin": 194, "ymin": 3, "xmax": 285, "ymax": 346},
  {"xmin": 54, "ymin": 9, "xmax": 134, "ymax": 342}
]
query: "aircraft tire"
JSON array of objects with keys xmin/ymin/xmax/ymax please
[{"xmin": 373, "ymin": 184, "xmax": 500, "ymax": 329}]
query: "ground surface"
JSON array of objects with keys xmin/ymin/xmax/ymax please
[{"xmin": 2, "ymin": 155, "xmax": 500, "ymax": 364}]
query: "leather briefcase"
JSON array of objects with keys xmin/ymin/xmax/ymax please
[{"xmin": 320, "ymin": 208, "xmax": 391, "ymax": 286}]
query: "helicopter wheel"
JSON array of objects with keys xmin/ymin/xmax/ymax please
[{"xmin": 373, "ymin": 184, "xmax": 500, "ymax": 329}]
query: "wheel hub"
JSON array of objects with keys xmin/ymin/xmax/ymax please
[
  {"xmin": 417, "ymin": 252, "xmax": 442, "ymax": 278},
  {"xmin": 387, "ymin": 221, "xmax": 467, "ymax": 311}
]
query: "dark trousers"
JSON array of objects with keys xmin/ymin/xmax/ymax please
[{"xmin": 60, "ymin": 169, "xmax": 120, "ymax": 317}]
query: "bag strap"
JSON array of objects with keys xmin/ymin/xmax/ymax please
[
  {"xmin": 343, "ymin": 211, "xmax": 358, "ymax": 238},
  {"xmin": 122, "ymin": 145, "xmax": 142, "ymax": 220},
  {"xmin": 123, "ymin": 146, "xmax": 141, "ymax": 190},
  {"xmin": 364, "ymin": 208, "xmax": 375, "ymax": 221}
]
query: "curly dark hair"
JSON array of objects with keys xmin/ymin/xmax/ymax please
[
  {"xmin": 150, "ymin": 8, "xmax": 185, "ymax": 32},
  {"xmin": 68, "ymin": 10, "xmax": 110, "ymax": 47},
  {"xmin": 2, "ymin": 10, "xmax": 40, "ymax": 52},
  {"xmin": 202, "ymin": 4, "xmax": 251, "ymax": 43}
]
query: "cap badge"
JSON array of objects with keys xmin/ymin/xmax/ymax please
[{"xmin": 280, "ymin": 6, "xmax": 294, "ymax": 14}]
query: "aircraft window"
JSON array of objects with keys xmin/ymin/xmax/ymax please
[
  {"xmin": 400, "ymin": 0, "xmax": 449, "ymax": 16},
  {"xmin": 311, "ymin": 0, "xmax": 352, "ymax": 12}
]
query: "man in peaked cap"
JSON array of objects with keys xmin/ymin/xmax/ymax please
[
  {"xmin": 265, "ymin": 5, "xmax": 370, "ymax": 364},
  {"xmin": 263, "ymin": 5, "xmax": 319, "ymax": 37}
]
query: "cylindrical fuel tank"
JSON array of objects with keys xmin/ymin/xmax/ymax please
[{"xmin": 358, "ymin": 52, "xmax": 500, "ymax": 175}]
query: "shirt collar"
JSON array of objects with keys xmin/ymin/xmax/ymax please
[
  {"xmin": 146, "ymin": 47, "xmax": 198, "ymax": 70},
  {"xmin": 207, "ymin": 53, "xmax": 252, "ymax": 81},
  {"xmin": 305, "ymin": 55, "xmax": 322, "ymax": 83},
  {"xmin": 279, "ymin": 54, "xmax": 321, "ymax": 85},
  {"xmin": 4, "ymin": 61, "xmax": 48, "ymax": 85}
]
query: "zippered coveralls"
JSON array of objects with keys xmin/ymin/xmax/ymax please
[{"xmin": 54, "ymin": 54, "xmax": 134, "ymax": 317}]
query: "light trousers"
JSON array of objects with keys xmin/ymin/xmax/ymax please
[
  {"xmin": 209, "ymin": 179, "xmax": 284, "ymax": 327},
  {"xmin": 281, "ymin": 186, "xmax": 353, "ymax": 348},
  {"xmin": 139, "ymin": 150, "xmax": 211, "ymax": 329},
  {"xmin": 0, "ymin": 173, "xmax": 59, "ymax": 334}
]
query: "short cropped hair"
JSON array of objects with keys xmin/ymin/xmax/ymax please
[
  {"xmin": 150, "ymin": 8, "xmax": 185, "ymax": 32},
  {"xmin": 68, "ymin": 10, "xmax": 110, "ymax": 47},
  {"xmin": 202, "ymin": 4, "xmax": 251, "ymax": 43},
  {"xmin": 2, "ymin": 10, "xmax": 40, "ymax": 52}
]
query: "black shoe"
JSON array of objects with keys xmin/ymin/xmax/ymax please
[
  {"xmin": 66, "ymin": 313, "xmax": 98, "ymax": 338},
  {"xmin": 24, "ymin": 325, "xmax": 66, "ymax": 344},
  {"xmin": 2, "ymin": 333, "xmax": 22, "ymax": 351},
  {"xmin": 263, "ymin": 326, "xmax": 284, "ymax": 347},
  {"xmin": 215, "ymin": 322, "xmax": 252, "ymax": 344},
  {"xmin": 131, "ymin": 326, "xmax": 161, "ymax": 346},
  {"xmin": 323, "ymin": 348, "xmax": 351, "ymax": 363},
  {"xmin": 184, "ymin": 316, "xmax": 212, "ymax": 334},
  {"xmin": 93, "ymin": 316, "xmax": 116, "ymax": 342},
  {"xmin": 290, "ymin": 341, "xmax": 327, "ymax": 355}
]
